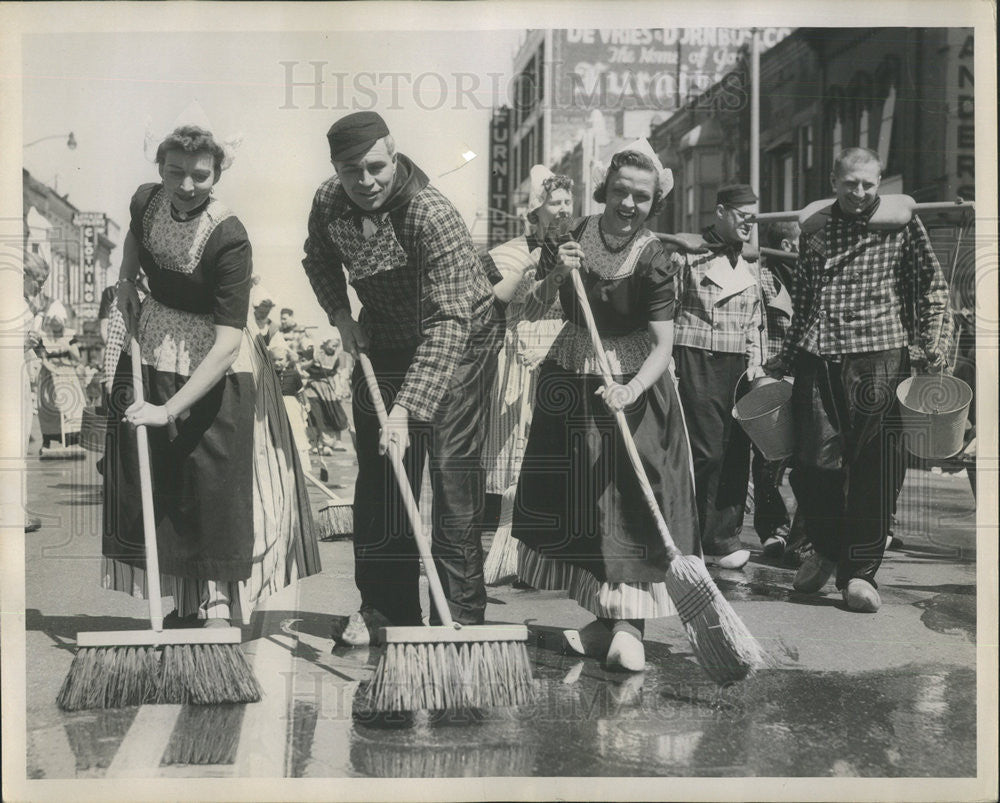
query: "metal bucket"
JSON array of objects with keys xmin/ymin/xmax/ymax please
[
  {"xmin": 896, "ymin": 375, "xmax": 973, "ymax": 459},
  {"xmin": 732, "ymin": 377, "xmax": 795, "ymax": 461}
]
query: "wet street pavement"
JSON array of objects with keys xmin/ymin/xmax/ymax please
[{"xmin": 17, "ymin": 426, "xmax": 984, "ymax": 785}]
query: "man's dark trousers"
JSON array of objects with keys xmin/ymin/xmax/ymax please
[
  {"xmin": 791, "ymin": 348, "xmax": 908, "ymax": 589},
  {"xmin": 351, "ymin": 306, "xmax": 503, "ymax": 626}
]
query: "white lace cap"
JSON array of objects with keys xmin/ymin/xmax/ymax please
[
  {"xmin": 593, "ymin": 137, "xmax": 674, "ymax": 198},
  {"xmin": 143, "ymin": 101, "xmax": 244, "ymax": 171},
  {"xmin": 526, "ymin": 164, "xmax": 556, "ymax": 214}
]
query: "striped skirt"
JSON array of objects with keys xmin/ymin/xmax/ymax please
[
  {"xmin": 511, "ymin": 360, "xmax": 700, "ymax": 620},
  {"xmin": 101, "ymin": 299, "xmax": 320, "ymax": 621}
]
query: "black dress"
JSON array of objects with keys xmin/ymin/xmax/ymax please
[
  {"xmin": 511, "ymin": 216, "xmax": 700, "ymax": 619},
  {"xmin": 102, "ymin": 183, "xmax": 320, "ymax": 620}
]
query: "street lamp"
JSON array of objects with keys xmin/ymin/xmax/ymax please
[{"xmin": 23, "ymin": 132, "xmax": 77, "ymax": 150}]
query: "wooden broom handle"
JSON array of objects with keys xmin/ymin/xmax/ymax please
[
  {"xmin": 358, "ymin": 353, "xmax": 457, "ymax": 629},
  {"xmin": 568, "ymin": 270, "xmax": 683, "ymax": 562},
  {"xmin": 129, "ymin": 338, "xmax": 164, "ymax": 631}
]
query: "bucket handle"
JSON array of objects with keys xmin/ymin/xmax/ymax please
[{"xmin": 732, "ymin": 369, "xmax": 751, "ymax": 413}]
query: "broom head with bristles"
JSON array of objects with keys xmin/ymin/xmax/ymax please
[
  {"xmin": 57, "ymin": 627, "xmax": 262, "ymax": 711},
  {"xmin": 317, "ymin": 502, "xmax": 353, "ymax": 540},
  {"xmin": 483, "ymin": 486, "xmax": 519, "ymax": 585},
  {"xmin": 665, "ymin": 555, "xmax": 774, "ymax": 684},
  {"xmin": 39, "ymin": 444, "xmax": 86, "ymax": 460},
  {"xmin": 366, "ymin": 624, "xmax": 534, "ymax": 712}
]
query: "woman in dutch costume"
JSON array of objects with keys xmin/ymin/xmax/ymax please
[
  {"xmin": 103, "ymin": 125, "xmax": 320, "ymax": 627},
  {"xmin": 479, "ymin": 166, "xmax": 572, "ymax": 583},
  {"xmin": 511, "ymin": 140, "xmax": 699, "ymax": 671}
]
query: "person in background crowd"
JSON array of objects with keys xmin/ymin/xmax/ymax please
[
  {"xmin": 950, "ymin": 304, "xmax": 976, "ymax": 497},
  {"xmin": 250, "ymin": 280, "xmax": 286, "ymax": 350},
  {"xmin": 752, "ymin": 220, "xmax": 799, "ymax": 560},
  {"xmin": 481, "ymin": 165, "xmax": 571, "ymax": 504},
  {"xmin": 271, "ymin": 341, "xmax": 312, "ymax": 476},
  {"xmin": 668, "ymin": 184, "xmax": 765, "ymax": 570},
  {"xmin": 510, "ymin": 140, "xmax": 698, "ymax": 672},
  {"xmin": 33, "ymin": 301, "xmax": 85, "ymax": 450},
  {"xmin": 23, "ymin": 250, "xmax": 51, "ymax": 532},
  {"xmin": 302, "ymin": 111, "xmax": 504, "ymax": 644},
  {"xmin": 97, "ymin": 282, "xmax": 118, "ymax": 345},
  {"xmin": 765, "ymin": 147, "xmax": 950, "ymax": 613},
  {"xmin": 104, "ymin": 124, "xmax": 319, "ymax": 628},
  {"xmin": 279, "ymin": 306, "xmax": 309, "ymax": 358},
  {"xmin": 303, "ymin": 334, "xmax": 353, "ymax": 481}
]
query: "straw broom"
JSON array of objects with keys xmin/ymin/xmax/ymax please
[
  {"xmin": 358, "ymin": 353, "xmax": 534, "ymax": 712},
  {"xmin": 483, "ymin": 385, "xmax": 532, "ymax": 585},
  {"xmin": 57, "ymin": 338, "xmax": 262, "ymax": 711},
  {"xmin": 303, "ymin": 471, "xmax": 354, "ymax": 539},
  {"xmin": 483, "ymin": 484, "xmax": 519, "ymax": 585},
  {"xmin": 568, "ymin": 269, "xmax": 771, "ymax": 684}
]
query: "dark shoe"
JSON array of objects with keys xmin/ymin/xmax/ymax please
[
  {"xmin": 762, "ymin": 535, "xmax": 787, "ymax": 559},
  {"xmin": 843, "ymin": 579, "xmax": 881, "ymax": 613},
  {"xmin": 24, "ymin": 516, "xmax": 41, "ymax": 533},
  {"xmin": 338, "ymin": 609, "xmax": 391, "ymax": 647},
  {"xmin": 885, "ymin": 532, "xmax": 905, "ymax": 550},
  {"xmin": 163, "ymin": 610, "xmax": 200, "ymax": 629},
  {"xmin": 793, "ymin": 551, "xmax": 836, "ymax": 593},
  {"xmin": 319, "ymin": 466, "xmax": 329, "ymax": 483}
]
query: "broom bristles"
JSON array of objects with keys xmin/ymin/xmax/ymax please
[
  {"xmin": 483, "ymin": 486, "xmax": 519, "ymax": 585},
  {"xmin": 483, "ymin": 527, "xmax": 519, "ymax": 586},
  {"xmin": 665, "ymin": 555, "xmax": 773, "ymax": 684},
  {"xmin": 57, "ymin": 643, "xmax": 262, "ymax": 711},
  {"xmin": 317, "ymin": 504, "xmax": 353, "ymax": 540},
  {"xmin": 367, "ymin": 639, "xmax": 534, "ymax": 712}
]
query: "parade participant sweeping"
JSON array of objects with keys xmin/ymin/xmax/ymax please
[
  {"xmin": 481, "ymin": 165, "xmax": 572, "ymax": 585},
  {"xmin": 764, "ymin": 147, "xmax": 950, "ymax": 613},
  {"xmin": 59, "ymin": 123, "xmax": 321, "ymax": 710},
  {"xmin": 301, "ymin": 112, "xmax": 509, "ymax": 655},
  {"xmin": 509, "ymin": 140, "xmax": 704, "ymax": 674},
  {"xmin": 667, "ymin": 184, "xmax": 766, "ymax": 570}
]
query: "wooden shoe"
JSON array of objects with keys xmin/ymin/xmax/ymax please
[
  {"xmin": 606, "ymin": 630, "xmax": 645, "ymax": 672},
  {"xmin": 843, "ymin": 579, "xmax": 881, "ymax": 613},
  {"xmin": 704, "ymin": 549, "xmax": 750, "ymax": 569}
]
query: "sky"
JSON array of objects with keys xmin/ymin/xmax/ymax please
[{"xmin": 20, "ymin": 29, "xmax": 524, "ymax": 338}]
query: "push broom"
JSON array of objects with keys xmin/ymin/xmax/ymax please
[
  {"xmin": 568, "ymin": 268, "xmax": 771, "ymax": 684},
  {"xmin": 483, "ymin": 385, "xmax": 532, "ymax": 585},
  {"xmin": 57, "ymin": 338, "xmax": 262, "ymax": 711},
  {"xmin": 303, "ymin": 470, "xmax": 354, "ymax": 539},
  {"xmin": 358, "ymin": 353, "xmax": 534, "ymax": 712}
]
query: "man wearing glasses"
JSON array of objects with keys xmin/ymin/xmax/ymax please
[{"xmin": 667, "ymin": 184, "xmax": 765, "ymax": 570}]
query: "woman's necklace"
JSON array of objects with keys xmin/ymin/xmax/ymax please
[
  {"xmin": 169, "ymin": 196, "xmax": 210, "ymax": 222},
  {"xmin": 597, "ymin": 217, "xmax": 641, "ymax": 254}
]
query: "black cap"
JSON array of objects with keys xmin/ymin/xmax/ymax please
[
  {"xmin": 326, "ymin": 111, "xmax": 390, "ymax": 162},
  {"xmin": 717, "ymin": 184, "xmax": 758, "ymax": 206}
]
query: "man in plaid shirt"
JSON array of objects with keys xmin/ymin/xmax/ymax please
[
  {"xmin": 765, "ymin": 147, "xmax": 950, "ymax": 612},
  {"xmin": 669, "ymin": 184, "xmax": 765, "ymax": 570},
  {"xmin": 301, "ymin": 112, "xmax": 503, "ymax": 643}
]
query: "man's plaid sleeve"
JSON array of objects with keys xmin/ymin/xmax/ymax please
[
  {"xmin": 393, "ymin": 206, "xmax": 476, "ymax": 421},
  {"xmin": 302, "ymin": 187, "xmax": 351, "ymax": 323}
]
